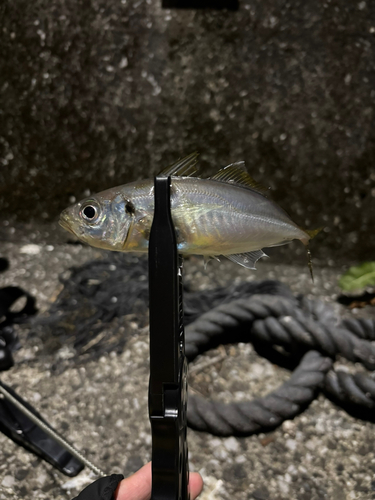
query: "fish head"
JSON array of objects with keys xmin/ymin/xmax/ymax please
[{"xmin": 59, "ymin": 188, "xmax": 136, "ymax": 251}]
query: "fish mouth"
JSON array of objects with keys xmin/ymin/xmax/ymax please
[{"xmin": 59, "ymin": 213, "xmax": 76, "ymax": 236}]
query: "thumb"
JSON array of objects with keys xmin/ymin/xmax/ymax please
[{"xmin": 114, "ymin": 462, "xmax": 203, "ymax": 500}]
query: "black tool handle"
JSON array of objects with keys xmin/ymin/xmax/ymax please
[
  {"xmin": 0, "ymin": 381, "xmax": 84, "ymax": 476},
  {"xmin": 148, "ymin": 176, "xmax": 189, "ymax": 500}
]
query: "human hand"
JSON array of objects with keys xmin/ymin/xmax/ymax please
[{"xmin": 115, "ymin": 461, "xmax": 203, "ymax": 500}]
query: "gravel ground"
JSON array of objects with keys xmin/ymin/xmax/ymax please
[{"xmin": 1, "ymin": 238, "xmax": 375, "ymax": 500}]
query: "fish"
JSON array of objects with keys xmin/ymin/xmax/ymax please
[{"xmin": 59, "ymin": 152, "xmax": 320, "ymax": 277}]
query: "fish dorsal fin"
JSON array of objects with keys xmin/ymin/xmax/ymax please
[
  {"xmin": 226, "ymin": 250, "xmax": 268, "ymax": 270},
  {"xmin": 159, "ymin": 152, "xmax": 199, "ymax": 177},
  {"xmin": 210, "ymin": 162, "xmax": 269, "ymax": 195}
]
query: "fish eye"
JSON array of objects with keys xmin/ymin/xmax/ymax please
[{"xmin": 80, "ymin": 204, "xmax": 99, "ymax": 222}]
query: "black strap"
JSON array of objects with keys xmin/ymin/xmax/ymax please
[
  {"xmin": 0, "ymin": 286, "xmax": 37, "ymax": 321},
  {"xmin": 0, "ymin": 381, "xmax": 84, "ymax": 476},
  {"xmin": 71, "ymin": 474, "xmax": 124, "ymax": 500},
  {"xmin": 0, "ymin": 276, "xmax": 84, "ymax": 476}
]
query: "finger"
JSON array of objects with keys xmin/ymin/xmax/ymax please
[
  {"xmin": 114, "ymin": 462, "xmax": 152, "ymax": 500},
  {"xmin": 190, "ymin": 471, "xmax": 204, "ymax": 499},
  {"xmin": 114, "ymin": 462, "xmax": 203, "ymax": 500}
]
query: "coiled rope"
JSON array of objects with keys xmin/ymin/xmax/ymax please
[
  {"xmin": 3, "ymin": 253, "xmax": 375, "ymax": 436},
  {"xmin": 185, "ymin": 292, "xmax": 375, "ymax": 436}
]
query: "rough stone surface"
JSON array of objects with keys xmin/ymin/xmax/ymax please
[
  {"xmin": 1, "ymin": 1, "xmax": 375, "ymax": 263},
  {"xmin": 1, "ymin": 238, "xmax": 375, "ymax": 499}
]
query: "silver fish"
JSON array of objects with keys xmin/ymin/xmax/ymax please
[{"xmin": 59, "ymin": 153, "xmax": 319, "ymax": 275}]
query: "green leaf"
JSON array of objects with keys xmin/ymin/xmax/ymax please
[{"xmin": 339, "ymin": 262, "xmax": 375, "ymax": 291}]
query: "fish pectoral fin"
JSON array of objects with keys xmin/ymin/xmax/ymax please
[
  {"xmin": 159, "ymin": 152, "xmax": 199, "ymax": 177},
  {"xmin": 226, "ymin": 250, "xmax": 268, "ymax": 270},
  {"xmin": 209, "ymin": 162, "xmax": 269, "ymax": 195}
]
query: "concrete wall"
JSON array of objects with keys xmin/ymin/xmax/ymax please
[{"xmin": 1, "ymin": 1, "xmax": 374, "ymax": 263}]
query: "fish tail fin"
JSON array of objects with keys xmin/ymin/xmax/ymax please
[
  {"xmin": 306, "ymin": 245, "xmax": 314, "ymax": 282},
  {"xmin": 302, "ymin": 227, "xmax": 323, "ymax": 281},
  {"xmin": 304, "ymin": 227, "xmax": 323, "ymax": 240},
  {"xmin": 300, "ymin": 227, "xmax": 323, "ymax": 249},
  {"xmin": 300, "ymin": 227, "xmax": 323, "ymax": 282}
]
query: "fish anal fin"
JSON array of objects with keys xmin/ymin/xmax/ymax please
[
  {"xmin": 159, "ymin": 152, "xmax": 199, "ymax": 177},
  {"xmin": 226, "ymin": 250, "xmax": 268, "ymax": 270},
  {"xmin": 203, "ymin": 255, "xmax": 220, "ymax": 269},
  {"xmin": 210, "ymin": 162, "xmax": 269, "ymax": 195}
]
